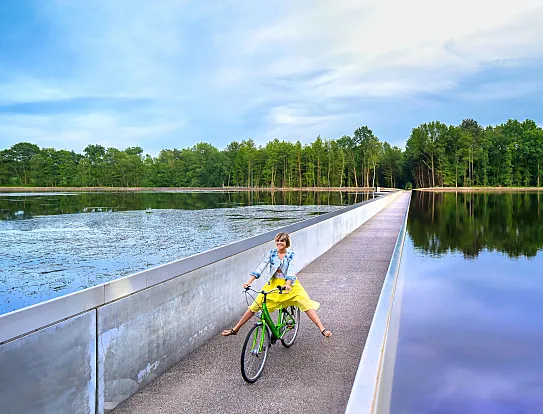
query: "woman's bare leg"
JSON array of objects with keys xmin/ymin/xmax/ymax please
[
  {"xmin": 305, "ymin": 309, "xmax": 332, "ymax": 337},
  {"xmin": 222, "ymin": 309, "xmax": 254, "ymax": 336}
]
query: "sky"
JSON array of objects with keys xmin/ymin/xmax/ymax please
[
  {"xmin": 390, "ymin": 238, "xmax": 543, "ymax": 412},
  {"xmin": 0, "ymin": 0, "xmax": 542, "ymax": 156}
]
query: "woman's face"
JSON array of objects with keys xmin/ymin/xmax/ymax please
[{"xmin": 275, "ymin": 237, "xmax": 287, "ymax": 250}]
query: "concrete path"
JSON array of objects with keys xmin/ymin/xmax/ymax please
[{"xmin": 113, "ymin": 192, "xmax": 411, "ymax": 414}]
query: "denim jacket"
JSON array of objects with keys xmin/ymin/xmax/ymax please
[{"xmin": 251, "ymin": 249, "xmax": 298, "ymax": 284}]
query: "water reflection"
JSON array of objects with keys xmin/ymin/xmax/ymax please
[
  {"xmin": 0, "ymin": 190, "xmax": 373, "ymax": 220},
  {"xmin": 408, "ymin": 191, "xmax": 543, "ymax": 258},
  {"xmin": 389, "ymin": 191, "xmax": 543, "ymax": 413}
]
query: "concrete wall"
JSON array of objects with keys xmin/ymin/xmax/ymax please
[
  {"xmin": 0, "ymin": 191, "xmax": 402, "ymax": 414},
  {"xmin": 0, "ymin": 311, "xmax": 97, "ymax": 414},
  {"xmin": 345, "ymin": 191, "xmax": 411, "ymax": 414}
]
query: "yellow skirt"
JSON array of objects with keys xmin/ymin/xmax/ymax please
[{"xmin": 249, "ymin": 277, "xmax": 320, "ymax": 313}]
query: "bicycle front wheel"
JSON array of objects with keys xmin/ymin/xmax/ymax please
[
  {"xmin": 280, "ymin": 306, "xmax": 301, "ymax": 347},
  {"xmin": 241, "ymin": 323, "xmax": 270, "ymax": 383}
]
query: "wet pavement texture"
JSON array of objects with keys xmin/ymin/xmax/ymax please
[{"xmin": 113, "ymin": 192, "xmax": 411, "ymax": 414}]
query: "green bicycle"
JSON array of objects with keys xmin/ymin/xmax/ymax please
[{"xmin": 241, "ymin": 285, "xmax": 301, "ymax": 383}]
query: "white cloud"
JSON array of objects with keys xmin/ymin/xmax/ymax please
[
  {"xmin": 268, "ymin": 106, "xmax": 343, "ymax": 127},
  {"xmin": 0, "ymin": 112, "xmax": 186, "ymax": 154},
  {"xmin": 0, "ymin": 77, "xmax": 69, "ymax": 104},
  {"xmin": 1, "ymin": 0, "xmax": 542, "ymax": 151},
  {"xmin": 0, "ymin": 1, "xmax": 195, "ymax": 152},
  {"xmin": 213, "ymin": 0, "xmax": 543, "ymax": 134}
]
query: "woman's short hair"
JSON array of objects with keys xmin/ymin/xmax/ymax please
[{"xmin": 274, "ymin": 232, "xmax": 291, "ymax": 248}]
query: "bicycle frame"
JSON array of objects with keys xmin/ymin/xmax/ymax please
[
  {"xmin": 246, "ymin": 286, "xmax": 292, "ymax": 344},
  {"xmin": 260, "ymin": 301, "xmax": 284, "ymax": 340}
]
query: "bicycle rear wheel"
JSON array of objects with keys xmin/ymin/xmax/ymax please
[
  {"xmin": 241, "ymin": 323, "xmax": 270, "ymax": 383},
  {"xmin": 280, "ymin": 306, "xmax": 301, "ymax": 347}
]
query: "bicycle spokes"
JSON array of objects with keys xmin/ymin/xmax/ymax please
[
  {"xmin": 241, "ymin": 324, "xmax": 270, "ymax": 383},
  {"xmin": 280, "ymin": 306, "xmax": 301, "ymax": 348}
]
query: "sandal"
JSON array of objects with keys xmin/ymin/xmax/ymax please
[
  {"xmin": 222, "ymin": 328, "xmax": 238, "ymax": 336},
  {"xmin": 321, "ymin": 329, "xmax": 332, "ymax": 338}
]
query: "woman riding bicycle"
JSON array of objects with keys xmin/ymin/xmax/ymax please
[{"xmin": 222, "ymin": 232, "xmax": 332, "ymax": 338}]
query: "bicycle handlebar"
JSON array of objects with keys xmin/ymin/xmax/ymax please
[{"xmin": 244, "ymin": 285, "xmax": 288, "ymax": 295}]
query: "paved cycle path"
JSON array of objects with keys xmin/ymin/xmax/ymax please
[{"xmin": 114, "ymin": 192, "xmax": 411, "ymax": 414}]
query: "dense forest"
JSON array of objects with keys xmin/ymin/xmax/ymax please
[{"xmin": 1, "ymin": 118, "xmax": 541, "ymax": 189}]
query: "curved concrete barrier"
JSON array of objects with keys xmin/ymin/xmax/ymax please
[
  {"xmin": 0, "ymin": 191, "xmax": 402, "ymax": 414},
  {"xmin": 345, "ymin": 191, "xmax": 411, "ymax": 414}
]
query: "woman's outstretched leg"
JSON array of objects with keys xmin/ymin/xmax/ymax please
[
  {"xmin": 305, "ymin": 309, "xmax": 332, "ymax": 337},
  {"xmin": 222, "ymin": 309, "xmax": 254, "ymax": 336}
]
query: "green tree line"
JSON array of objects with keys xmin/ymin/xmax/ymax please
[
  {"xmin": 405, "ymin": 118, "xmax": 543, "ymax": 188},
  {"xmin": 1, "ymin": 118, "xmax": 541, "ymax": 188}
]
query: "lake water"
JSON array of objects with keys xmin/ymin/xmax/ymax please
[
  {"xmin": 0, "ymin": 190, "xmax": 370, "ymax": 315},
  {"xmin": 389, "ymin": 191, "xmax": 543, "ymax": 413}
]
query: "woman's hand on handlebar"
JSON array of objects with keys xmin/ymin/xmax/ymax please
[{"xmin": 244, "ymin": 275, "xmax": 257, "ymax": 289}]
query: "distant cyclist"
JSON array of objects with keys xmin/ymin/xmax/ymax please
[{"xmin": 222, "ymin": 232, "xmax": 332, "ymax": 338}]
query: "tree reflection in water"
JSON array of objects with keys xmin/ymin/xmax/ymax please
[
  {"xmin": 0, "ymin": 190, "xmax": 374, "ymax": 220},
  {"xmin": 408, "ymin": 191, "xmax": 543, "ymax": 259}
]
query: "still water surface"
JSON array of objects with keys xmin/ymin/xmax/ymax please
[
  {"xmin": 389, "ymin": 191, "xmax": 543, "ymax": 413},
  {"xmin": 0, "ymin": 190, "xmax": 369, "ymax": 315}
]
